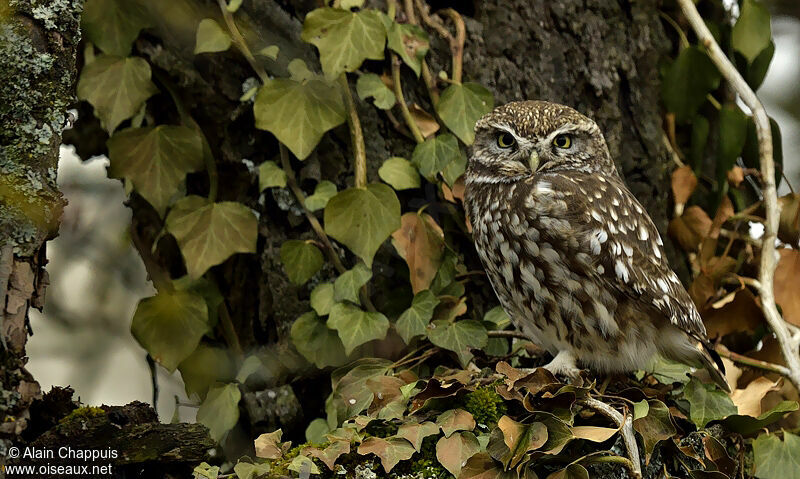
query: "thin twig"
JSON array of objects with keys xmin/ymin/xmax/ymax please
[
  {"xmin": 405, "ymin": 0, "xmax": 440, "ymax": 105},
  {"xmin": 279, "ymin": 145, "xmax": 347, "ymax": 275},
  {"xmin": 716, "ymin": 344, "xmax": 792, "ymax": 378},
  {"xmin": 338, "ymin": 74, "xmax": 368, "ymax": 188},
  {"xmin": 579, "ymin": 398, "xmax": 642, "ymax": 479},
  {"xmin": 392, "ymin": 54, "xmax": 425, "ymax": 144},
  {"xmin": 219, "ymin": 300, "xmax": 244, "ymax": 361},
  {"xmin": 719, "ymin": 228, "xmax": 762, "ymax": 247},
  {"xmin": 677, "ymin": 0, "xmax": 800, "ymax": 393},
  {"xmin": 440, "ymin": 9, "xmax": 465, "ymax": 84},
  {"xmin": 487, "ymin": 330, "xmax": 529, "ymax": 340},
  {"xmin": 216, "ymin": 0, "xmax": 269, "ymax": 84}
]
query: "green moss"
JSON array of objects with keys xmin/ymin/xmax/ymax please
[
  {"xmin": 461, "ymin": 385, "xmax": 506, "ymax": 427},
  {"xmin": 59, "ymin": 406, "xmax": 105, "ymax": 424}
]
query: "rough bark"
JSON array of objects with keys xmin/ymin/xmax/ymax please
[
  {"xmin": 62, "ymin": 0, "xmax": 678, "ymax": 446},
  {"xmin": 0, "ymin": 0, "xmax": 82, "ymax": 456}
]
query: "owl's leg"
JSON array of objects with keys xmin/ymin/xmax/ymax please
[{"xmin": 541, "ymin": 349, "xmax": 581, "ymax": 378}]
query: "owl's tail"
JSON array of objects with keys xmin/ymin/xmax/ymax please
[{"xmin": 695, "ymin": 341, "xmax": 731, "ymax": 393}]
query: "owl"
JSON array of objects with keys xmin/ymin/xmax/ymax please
[{"xmin": 464, "ymin": 100, "xmax": 729, "ymax": 392}]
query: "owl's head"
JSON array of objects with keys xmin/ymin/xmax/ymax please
[{"xmin": 467, "ymin": 100, "xmax": 616, "ymax": 183}]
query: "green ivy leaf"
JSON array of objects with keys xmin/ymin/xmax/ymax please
[
  {"xmin": 690, "ymin": 114, "xmax": 710, "ymax": 170},
  {"xmin": 632, "ymin": 399, "xmax": 676, "ymax": 459},
  {"xmin": 233, "ymin": 462, "xmax": 271, "ymax": 479},
  {"xmin": 435, "ymin": 83, "xmax": 494, "ymax": 145},
  {"xmin": 301, "ymin": 8, "xmax": 386, "ymax": 78},
  {"xmin": 173, "ymin": 275, "xmax": 224, "ymax": 328},
  {"xmin": 165, "ymin": 196, "xmax": 258, "ymax": 279},
  {"xmin": 258, "ymin": 160, "xmax": 287, "ymax": 190},
  {"xmin": 436, "ymin": 431, "xmax": 480, "ymax": 477},
  {"xmin": 226, "ymin": 0, "xmax": 243, "ymax": 13},
  {"xmin": 280, "ymin": 240, "xmax": 325, "ymax": 285},
  {"xmin": 77, "ymin": 55, "xmax": 158, "ymax": 134},
  {"xmin": 358, "ymin": 437, "xmax": 416, "ymax": 473},
  {"xmin": 717, "ymin": 106, "xmax": 749, "ymax": 178},
  {"xmin": 305, "ymin": 181, "xmax": 338, "ymax": 212},
  {"xmin": 661, "ymin": 46, "xmax": 721, "ymax": 124},
  {"xmin": 379, "ymin": 157, "xmax": 420, "ymax": 190},
  {"xmin": 254, "ymin": 77, "xmax": 345, "ymax": 160},
  {"xmin": 327, "ymin": 303, "xmax": 390, "ymax": 354},
  {"xmin": 493, "ymin": 416, "xmax": 548, "ymax": 469},
  {"xmin": 396, "ymin": 290, "xmax": 439, "ymax": 344},
  {"xmin": 81, "ymin": 0, "xmax": 152, "ymax": 56},
  {"xmin": 194, "ymin": 462, "xmax": 220, "ymax": 479},
  {"xmin": 548, "ymin": 464, "xmax": 589, "ymax": 479},
  {"xmin": 396, "ymin": 422, "xmax": 439, "ymax": 452},
  {"xmin": 441, "ymin": 153, "xmax": 467, "ymax": 187},
  {"xmin": 288, "ymin": 455, "xmax": 321, "ymax": 475},
  {"xmin": 178, "ymin": 344, "xmax": 235, "ymax": 400},
  {"xmin": 106, "ymin": 126, "xmax": 204, "ymax": 216},
  {"xmin": 745, "ymin": 40, "xmax": 775, "ymax": 90},
  {"xmin": 411, "ymin": 134, "xmax": 464, "ymax": 182},
  {"xmin": 387, "ymin": 22, "xmax": 429, "ymax": 77},
  {"xmin": 305, "ymin": 418, "xmax": 332, "ymax": 444},
  {"xmin": 197, "ymin": 383, "xmax": 241, "ymax": 443},
  {"xmin": 310, "ymin": 283, "xmax": 335, "ymax": 316},
  {"xmin": 356, "ymin": 73, "xmax": 396, "ymax": 109},
  {"xmin": 131, "ymin": 290, "xmax": 209, "ymax": 372},
  {"xmin": 483, "ymin": 306, "xmax": 511, "ymax": 329},
  {"xmin": 719, "ymin": 400, "xmax": 799, "ymax": 436},
  {"xmin": 427, "ymin": 320, "xmax": 488, "ymax": 367},
  {"xmin": 291, "ymin": 311, "xmax": 349, "ymax": 368},
  {"xmin": 732, "ymin": 0, "xmax": 772, "ymax": 63},
  {"xmin": 258, "ymin": 45, "xmax": 280, "ymax": 60},
  {"xmin": 334, "ymin": 263, "xmax": 373, "ymax": 304},
  {"xmin": 753, "ymin": 432, "xmax": 800, "ymax": 479},
  {"xmin": 324, "ymin": 184, "xmax": 401, "ymax": 267},
  {"xmin": 684, "ymin": 377, "xmax": 738, "ymax": 428},
  {"xmin": 194, "ymin": 18, "xmax": 232, "ymax": 54}
]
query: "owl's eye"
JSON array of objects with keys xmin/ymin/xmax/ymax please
[
  {"xmin": 496, "ymin": 132, "xmax": 516, "ymax": 148},
  {"xmin": 553, "ymin": 134, "xmax": 572, "ymax": 149}
]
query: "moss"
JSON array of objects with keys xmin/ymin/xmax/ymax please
[
  {"xmin": 461, "ymin": 385, "xmax": 506, "ymax": 428},
  {"xmin": 59, "ymin": 406, "xmax": 105, "ymax": 424},
  {"xmin": 364, "ymin": 420, "xmax": 399, "ymax": 438}
]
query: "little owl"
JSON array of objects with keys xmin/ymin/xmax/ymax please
[{"xmin": 464, "ymin": 100, "xmax": 729, "ymax": 392}]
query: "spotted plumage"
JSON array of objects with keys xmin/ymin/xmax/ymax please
[{"xmin": 464, "ymin": 100, "xmax": 729, "ymax": 392}]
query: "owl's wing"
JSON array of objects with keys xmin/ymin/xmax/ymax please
[{"xmin": 543, "ymin": 172, "xmax": 708, "ymax": 340}]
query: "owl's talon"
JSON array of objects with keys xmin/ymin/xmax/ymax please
[{"xmin": 541, "ymin": 350, "xmax": 581, "ymax": 380}]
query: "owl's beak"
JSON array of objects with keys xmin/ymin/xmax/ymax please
[{"xmin": 528, "ymin": 150, "xmax": 540, "ymax": 171}]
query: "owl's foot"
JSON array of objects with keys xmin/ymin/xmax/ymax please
[{"xmin": 542, "ymin": 349, "xmax": 582, "ymax": 379}]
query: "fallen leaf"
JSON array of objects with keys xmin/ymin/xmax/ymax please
[
  {"xmin": 571, "ymin": 426, "xmax": 618, "ymax": 443},
  {"xmin": 255, "ymin": 430, "xmax": 286, "ymax": 459},
  {"xmin": 392, "ymin": 212, "xmax": 445, "ymax": 293},
  {"xmin": 703, "ymin": 288, "xmax": 765, "ymax": 337},
  {"xmin": 774, "ymin": 249, "xmax": 800, "ymax": 326},
  {"xmin": 436, "ymin": 431, "xmax": 480, "ymax": 477},
  {"xmin": 727, "ymin": 166, "xmax": 745, "ymax": 187},
  {"xmin": 669, "ymin": 206, "xmax": 712, "ymax": 252},
  {"xmin": 409, "ymin": 103, "xmax": 440, "ymax": 138},
  {"xmin": 672, "ymin": 165, "xmax": 698, "ymax": 213},
  {"xmin": 777, "ymin": 193, "xmax": 800, "ymax": 245},
  {"xmin": 731, "ymin": 376, "xmax": 781, "ymax": 418}
]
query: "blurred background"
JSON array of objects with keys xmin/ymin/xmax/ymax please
[{"xmin": 27, "ymin": 6, "xmax": 800, "ymax": 422}]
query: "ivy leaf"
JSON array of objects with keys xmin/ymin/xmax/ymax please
[
  {"xmin": 165, "ymin": 196, "xmax": 258, "ymax": 279},
  {"xmin": 258, "ymin": 45, "xmax": 280, "ymax": 60},
  {"xmin": 77, "ymin": 55, "xmax": 158, "ymax": 134},
  {"xmin": 436, "ymin": 431, "xmax": 480, "ymax": 477},
  {"xmin": 753, "ymin": 432, "xmax": 800, "ymax": 479},
  {"xmin": 745, "ymin": 40, "xmax": 774, "ymax": 90},
  {"xmin": 732, "ymin": 0, "xmax": 772, "ymax": 63},
  {"xmin": 357, "ymin": 437, "xmax": 416, "ymax": 473},
  {"xmin": 291, "ymin": 311, "xmax": 349, "ymax": 368},
  {"xmin": 173, "ymin": 275, "xmax": 224, "ymax": 328},
  {"xmin": 411, "ymin": 134, "xmax": 464, "ymax": 182},
  {"xmin": 720, "ymin": 400, "xmax": 799, "ymax": 436},
  {"xmin": 301, "ymin": 8, "xmax": 386, "ymax": 78},
  {"xmin": 178, "ymin": 344, "xmax": 235, "ymax": 400},
  {"xmin": 310, "ymin": 283, "xmax": 335, "ymax": 316},
  {"xmin": 81, "ymin": 0, "xmax": 152, "ymax": 56},
  {"xmin": 684, "ymin": 377, "xmax": 738, "ymax": 428},
  {"xmin": 107, "ymin": 126, "xmax": 204, "ymax": 216},
  {"xmin": 437, "ymin": 409, "xmax": 476, "ymax": 437},
  {"xmin": 396, "ymin": 290, "xmax": 439, "ymax": 344},
  {"xmin": 196, "ymin": 383, "xmax": 241, "ymax": 443},
  {"xmin": 392, "ymin": 213, "xmax": 445, "ymax": 294},
  {"xmin": 305, "ymin": 418, "xmax": 332, "ymax": 444},
  {"xmin": 717, "ymin": 106, "xmax": 749, "ymax": 178},
  {"xmin": 334, "ymin": 263, "xmax": 372, "ymax": 304},
  {"xmin": 258, "ymin": 160, "xmax": 287, "ymax": 190},
  {"xmin": 327, "ymin": 303, "xmax": 390, "ymax": 354},
  {"xmin": 387, "ymin": 22, "xmax": 429, "ymax": 77},
  {"xmin": 324, "ymin": 184, "xmax": 401, "ymax": 267},
  {"xmin": 254, "ymin": 77, "xmax": 345, "ymax": 160},
  {"xmin": 495, "ymin": 416, "xmax": 548, "ymax": 469},
  {"xmin": 632, "ymin": 399, "xmax": 676, "ymax": 461},
  {"xmin": 194, "ymin": 19, "xmax": 232, "ymax": 54},
  {"xmin": 435, "ymin": 83, "xmax": 494, "ymax": 145},
  {"xmin": 661, "ymin": 46, "xmax": 721, "ymax": 124},
  {"xmin": 288, "ymin": 455, "xmax": 320, "ymax": 475},
  {"xmin": 379, "ymin": 157, "xmax": 420, "ymax": 190},
  {"xmin": 131, "ymin": 290, "xmax": 209, "ymax": 372},
  {"xmin": 233, "ymin": 462, "xmax": 271, "ymax": 479},
  {"xmin": 461, "ymin": 453, "xmax": 518, "ymax": 479},
  {"xmin": 427, "ymin": 320, "xmax": 487, "ymax": 366},
  {"xmin": 305, "ymin": 181, "xmax": 338, "ymax": 212},
  {"xmin": 226, "ymin": 0, "xmax": 243, "ymax": 13},
  {"xmin": 255, "ymin": 430, "xmax": 288, "ymax": 459},
  {"xmin": 356, "ymin": 73, "xmax": 396, "ymax": 110},
  {"xmin": 484, "ymin": 306, "xmax": 511, "ymax": 329},
  {"xmin": 396, "ymin": 422, "xmax": 439, "ymax": 452},
  {"xmin": 548, "ymin": 464, "xmax": 589, "ymax": 479},
  {"xmin": 280, "ymin": 240, "xmax": 325, "ymax": 285}
]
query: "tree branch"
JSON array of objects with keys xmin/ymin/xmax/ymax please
[
  {"xmin": 677, "ymin": 0, "xmax": 800, "ymax": 392},
  {"xmin": 338, "ymin": 74, "xmax": 368, "ymax": 188},
  {"xmin": 579, "ymin": 398, "xmax": 642, "ymax": 479}
]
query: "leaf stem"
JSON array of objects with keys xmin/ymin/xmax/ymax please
[
  {"xmin": 487, "ymin": 330, "xmax": 528, "ymax": 340},
  {"xmin": 216, "ymin": 0, "xmax": 269, "ymax": 84},
  {"xmin": 338, "ymin": 74, "xmax": 368, "ymax": 188},
  {"xmin": 440, "ymin": 9, "xmax": 465, "ymax": 84},
  {"xmin": 279, "ymin": 145, "xmax": 347, "ymax": 275},
  {"xmin": 129, "ymin": 226, "xmax": 174, "ymax": 293},
  {"xmin": 218, "ymin": 300, "xmax": 244, "ymax": 361},
  {"xmin": 392, "ymin": 54, "xmax": 425, "ymax": 144}
]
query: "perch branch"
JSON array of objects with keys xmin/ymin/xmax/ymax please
[
  {"xmin": 216, "ymin": 0, "xmax": 269, "ymax": 84},
  {"xmin": 392, "ymin": 54, "xmax": 425, "ymax": 143},
  {"xmin": 338, "ymin": 74, "xmax": 368, "ymax": 188},
  {"xmin": 716, "ymin": 344, "xmax": 792, "ymax": 378},
  {"xmin": 579, "ymin": 398, "xmax": 642, "ymax": 479},
  {"xmin": 677, "ymin": 0, "xmax": 800, "ymax": 392},
  {"xmin": 279, "ymin": 145, "xmax": 347, "ymax": 275},
  {"xmin": 487, "ymin": 330, "xmax": 529, "ymax": 340}
]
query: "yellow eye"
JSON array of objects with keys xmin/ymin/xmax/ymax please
[
  {"xmin": 553, "ymin": 134, "xmax": 571, "ymax": 149},
  {"xmin": 497, "ymin": 132, "xmax": 516, "ymax": 148}
]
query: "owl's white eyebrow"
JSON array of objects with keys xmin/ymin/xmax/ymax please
[
  {"xmin": 548, "ymin": 122, "xmax": 598, "ymax": 139},
  {"xmin": 488, "ymin": 123, "xmax": 526, "ymax": 143}
]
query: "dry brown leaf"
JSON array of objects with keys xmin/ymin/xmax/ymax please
[
  {"xmin": 671, "ymin": 165, "xmax": 698, "ymax": 213},
  {"xmin": 703, "ymin": 288, "xmax": 765, "ymax": 338},
  {"xmin": 409, "ymin": 103, "xmax": 440, "ymax": 138},
  {"xmin": 391, "ymin": 212, "xmax": 445, "ymax": 293},
  {"xmin": 689, "ymin": 273, "xmax": 716, "ymax": 309},
  {"xmin": 254, "ymin": 430, "xmax": 286, "ymax": 459},
  {"xmin": 727, "ymin": 166, "xmax": 745, "ymax": 187},
  {"xmin": 303, "ymin": 441, "xmax": 350, "ymax": 470},
  {"xmin": 774, "ymin": 248, "xmax": 800, "ymax": 327},
  {"xmin": 778, "ymin": 193, "xmax": 800, "ymax": 245},
  {"xmin": 571, "ymin": 425, "xmax": 618, "ymax": 443},
  {"xmin": 731, "ymin": 376, "xmax": 780, "ymax": 418},
  {"xmin": 669, "ymin": 206, "xmax": 712, "ymax": 252},
  {"xmin": 442, "ymin": 175, "xmax": 466, "ymax": 204}
]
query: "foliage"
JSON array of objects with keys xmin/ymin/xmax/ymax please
[{"xmin": 71, "ymin": 0, "xmax": 800, "ymax": 478}]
